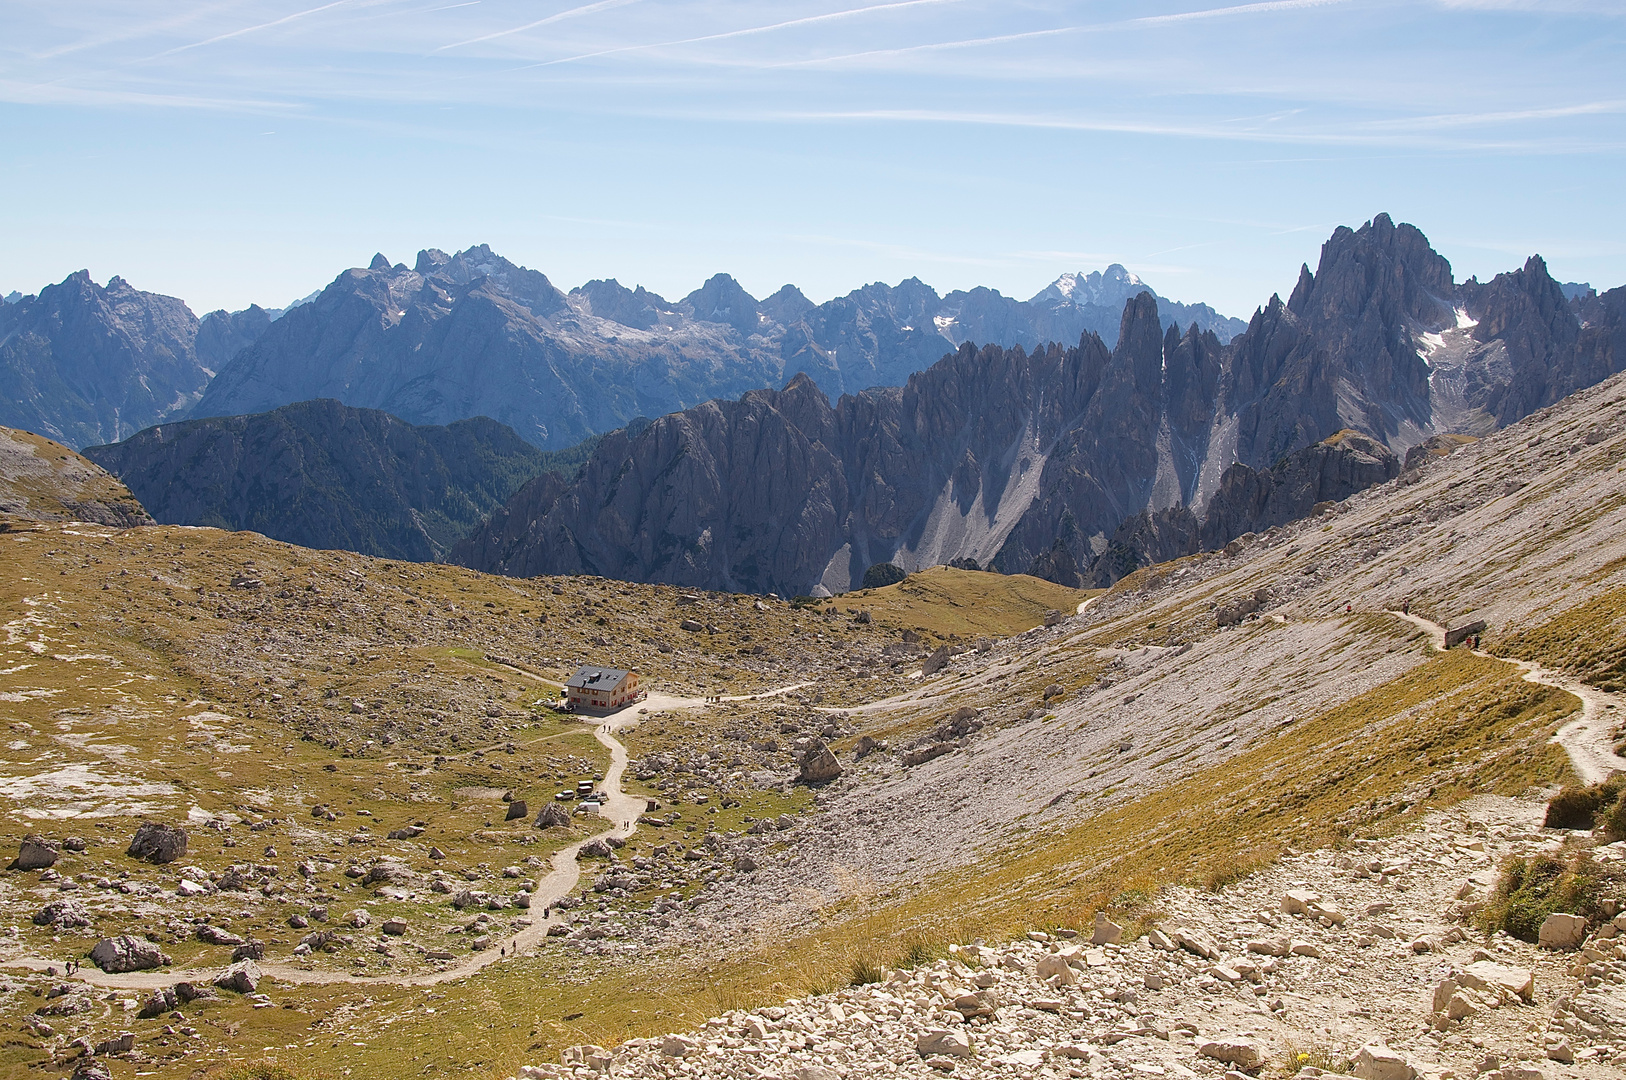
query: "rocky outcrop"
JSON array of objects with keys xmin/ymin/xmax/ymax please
[
  {"xmin": 85, "ymin": 399, "xmax": 546, "ymax": 561},
  {"xmin": 1199, "ymin": 430, "xmax": 1400, "ymax": 549},
  {"xmin": 0, "ymin": 272, "xmax": 270, "ymax": 448},
  {"xmin": 0, "ymin": 426, "xmax": 153, "ymax": 528},
  {"xmin": 126, "ymin": 822, "xmax": 187, "ymax": 864},
  {"xmin": 457, "ymin": 214, "xmax": 1613, "ymax": 593}
]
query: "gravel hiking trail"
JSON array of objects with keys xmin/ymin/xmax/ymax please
[{"xmin": 1388, "ymin": 610, "xmax": 1626, "ymax": 785}]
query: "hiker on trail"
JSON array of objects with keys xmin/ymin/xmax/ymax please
[
  {"xmin": 1402, "ymin": 601, "xmax": 1409, "ymax": 615},
  {"xmin": 1345, "ymin": 603, "xmax": 1352, "ymax": 613}
]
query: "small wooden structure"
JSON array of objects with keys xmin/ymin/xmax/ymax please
[{"xmin": 564, "ymin": 665, "xmax": 642, "ymax": 713}]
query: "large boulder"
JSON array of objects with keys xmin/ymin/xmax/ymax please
[
  {"xmin": 89, "ymin": 935, "xmax": 169, "ymax": 973},
  {"xmin": 798, "ymin": 741, "xmax": 843, "ymax": 784},
  {"xmin": 126, "ymin": 822, "xmax": 187, "ymax": 864},
  {"xmin": 10, "ymin": 836, "xmax": 60, "ymax": 870},
  {"xmin": 213, "ymin": 959, "xmax": 261, "ymax": 994},
  {"xmin": 505, "ymin": 799, "xmax": 529, "ymax": 822},
  {"xmin": 535, "ymin": 802, "xmax": 571, "ymax": 829}
]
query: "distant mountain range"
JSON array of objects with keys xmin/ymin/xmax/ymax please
[
  {"xmin": 451, "ymin": 215, "xmax": 1626, "ymax": 594},
  {"xmin": 2, "ymin": 251, "xmax": 1241, "ymax": 452},
  {"xmin": 0, "ymin": 272, "xmax": 277, "ymax": 448},
  {"xmin": 81, "ymin": 400, "xmax": 554, "ymax": 562},
  {"xmin": 12, "ymin": 216, "xmax": 1623, "ymax": 595}
]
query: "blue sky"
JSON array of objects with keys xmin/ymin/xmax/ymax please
[{"xmin": 3, "ymin": 0, "xmax": 1624, "ymax": 317}]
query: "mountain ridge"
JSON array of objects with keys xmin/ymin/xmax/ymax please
[
  {"xmin": 190, "ymin": 251, "xmax": 1246, "ymax": 450},
  {"xmin": 83, "ymin": 399, "xmax": 548, "ymax": 562},
  {"xmin": 451, "ymin": 214, "xmax": 1626, "ymax": 595}
]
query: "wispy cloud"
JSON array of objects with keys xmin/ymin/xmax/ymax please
[
  {"xmin": 1130, "ymin": 0, "xmax": 1355, "ymax": 27},
  {"xmin": 437, "ymin": 0, "xmax": 642, "ymax": 51},
  {"xmin": 0, "ymin": 77, "xmax": 300, "ymax": 112},
  {"xmin": 151, "ymin": 0, "xmax": 356, "ymax": 58},
  {"xmin": 523, "ymin": 0, "xmax": 974, "ymax": 68},
  {"xmin": 32, "ymin": 3, "xmax": 243, "ymax": 61},
  {"xmin": 769, "ymin": 0, "xmax": 1358, "ymax": 71},
  {"xmin": 1359, "ymin": 99, "xmax": 1626, "ymax": 130}
]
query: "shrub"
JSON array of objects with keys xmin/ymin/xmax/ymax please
[
  {"xmin": 1544, "ymin": 775, "xmax": 1626, "ymax": 829},
  {"xmin": 861, "ymin": 562, "xmax": 907, "ymax": 589},
  {"xmin": 1599, "ymin": 787, "xmax": 1626, "ymax": 842},
  {"xmin": 849, "ymin": 956, "xmax": 885, "ymax": 985},
  {"xmin": 1478, "ymin": 853, "xmax": 1605, "ymax": 942}
]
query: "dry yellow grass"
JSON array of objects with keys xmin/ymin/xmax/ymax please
[
  {"xmin": 230, "ymin": 643, "xmax": 1574, "ymax": 1080},
  {"xmin": 832, "ymin": 566, "xmax": 1095, "ymax": 643}
]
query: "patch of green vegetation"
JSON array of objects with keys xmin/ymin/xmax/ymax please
[
  {"xmin": 1477, "ymin": 851, "xmax": 1618, "ymax": 942},
  {"xmin": 1544, "ymin": 775, "xmax": 1626, "ymax": 830}
]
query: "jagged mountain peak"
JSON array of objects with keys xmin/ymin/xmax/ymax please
[
  {"xmin": 1030, "ymin": 263, "xmax": 1147, "ymax": 308},
  {"xmin": 570, "ymin": 278, "xmax": 674, "ymax": 330},
  {"xmin": 681, "ymin": 273, "xmax": 763, "ymax": 335}
]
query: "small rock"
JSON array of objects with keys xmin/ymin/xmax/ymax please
[
  {"xmin": 92, "ymin": 1032, "xmax": 134, "ymax": 1055},
  {"xmin": 661, "ymin": 1034, "xmax": 695, "ymax": 1057},
  {"xmin": 382, "ymin": 919, "xmax": 408, "ymax": 936},
  {"xmin": 1537, "ymin": 912, "xmax": 1587, "ymax": 950},
  {"xmin": 1198, "ymin": 1036, "xmax": 1264, "ymax": 1070},
  {"xmin": 1354, "ymin": 1043, "xmax": 1416, "ymax": 1080},
  {"xmin": 1091, "ymin": 910, "xmax": 1123, "ymax": 945},
  {"xmin": 917, "ymin": 1029, "xmax": 973, "ymax": 1058}
]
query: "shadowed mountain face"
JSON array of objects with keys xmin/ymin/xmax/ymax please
[
  {"xmin": 84, "ymin": 400, "xmax": 546, "ymax": 562},
  {"xmin": 452, "ymin": 215, "xmax": 1626, "ymax": 595},
  {"xmin": 191, "ymin": 248, "xmax": 1246, "ymax": 451},
  {"xmin": 0, "ymin": 273, "xmax": 276, "ymax": 449}
]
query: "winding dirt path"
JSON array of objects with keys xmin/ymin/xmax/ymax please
[
  {"xmin": 11, "ymin": 681, "xmax": 817, "ymax": 994},
  {"xmin": 1387, "ymin": 611, "xmax": 1626, "ymax": 785}
]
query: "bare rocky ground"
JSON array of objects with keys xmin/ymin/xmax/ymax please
[
  {"xmin": 617, "ymin": 372, "xmax": 1626, "ymax": 961},
  {"xmin": 519, "ymin": 795, "xmax": 1626, "ymax": 1080}
]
